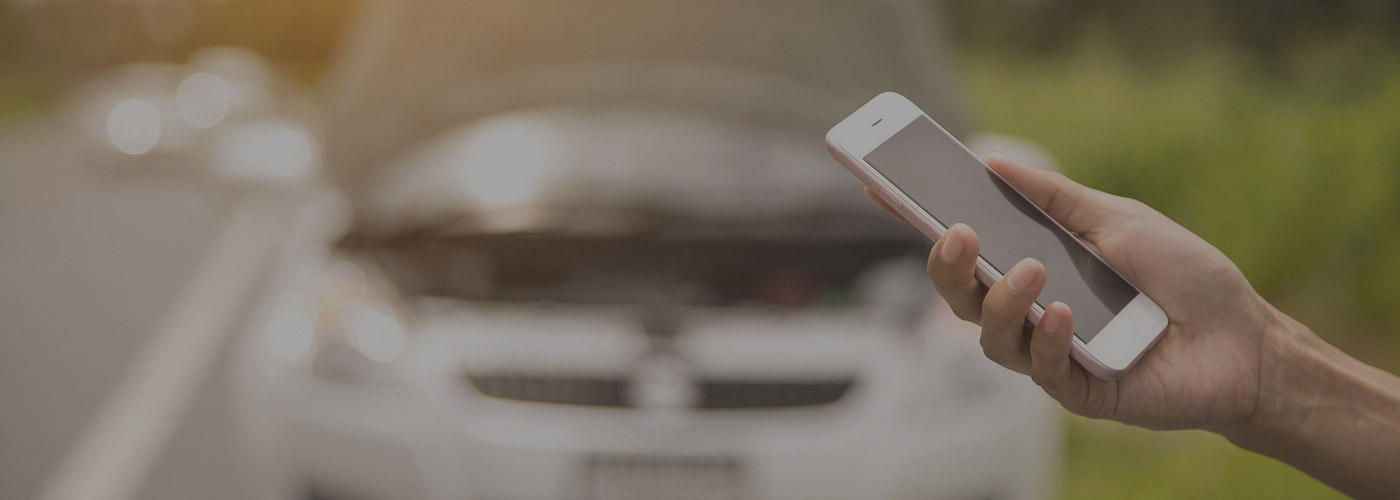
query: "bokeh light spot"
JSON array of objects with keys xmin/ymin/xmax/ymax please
[
  {"xmin": 176, "ymin": 72, "xmax": 231, "ymax": 128},
  {"xmin": 211, "ymin": 119, "xmax": 319, "ymax": 185},
  {"xmin": 106, "ymin": 98, "xmax": 162, "ymax": 155}
]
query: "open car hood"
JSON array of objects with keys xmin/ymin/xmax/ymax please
[
  {"xmin": 357, "ymin": 106, "xmax": 904, "ymax": 237},
  {"xmin": 323, "ymin": 0, "xmax": 967, "ymax": 196}
]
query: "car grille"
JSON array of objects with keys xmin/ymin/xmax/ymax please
[
  {"xmin": 466, "ymin": 374, "xmax": 854, "ymax": 409},
  {"xmin": 468, "ymin": 374, "xmax": 630, "ymax": 407},
  {"xmin": 699, "ymin": 380, "xmax": 852, "ymax": 409}
]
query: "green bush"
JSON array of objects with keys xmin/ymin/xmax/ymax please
[{"xmin": 964, "ymin": 45, "xmax": 1400, "ymax": 358}]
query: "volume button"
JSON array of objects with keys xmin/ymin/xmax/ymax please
[{"xmin": 878, "ymin": 187, "xmax": 905, "ymax": 210}]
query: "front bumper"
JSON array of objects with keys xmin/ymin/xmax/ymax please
[{"xmin": 255, "ymin": 350, "xmax": 1056, "ymax": 500}]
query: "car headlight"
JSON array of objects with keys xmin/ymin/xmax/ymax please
[
  {"xmin": 264, "ymin": 258, "xmax": 411, "ymax": 386},
  {"xmin": 345, "ymin": 302, "xmax": 406, "ymax": 363}
]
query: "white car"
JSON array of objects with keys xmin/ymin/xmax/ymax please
[{"xmin": 233, "ymin": 1, "xmax": 1060, "ymax": 500}]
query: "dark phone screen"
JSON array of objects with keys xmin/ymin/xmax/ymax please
[{"xmin": 863, "ymin": 117, "xmax": 1136, "ymax": 339}]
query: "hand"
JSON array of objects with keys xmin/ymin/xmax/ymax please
[{"xmin": 867, "ymin": 153, "xmax": 1278, "ymax": 432}]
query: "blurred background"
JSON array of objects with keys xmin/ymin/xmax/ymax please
[{"xmin": 2, "ymin": 1, "xmax": 1397, "ymax": 499}]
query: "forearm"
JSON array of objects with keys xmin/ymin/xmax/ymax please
[{"xmin": 1224, "ymin": 311, "xmax": 1400, "ymax": 499}]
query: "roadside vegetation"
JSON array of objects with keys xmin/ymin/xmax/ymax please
[{"xmin": 963, "ymin": 37, "xmax": 1398, "ymax": 499}]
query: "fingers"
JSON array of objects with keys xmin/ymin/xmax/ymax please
[
  {"xmin": 863, "ymin": 187, "xmax": 911, "ymax": 226},
  {"xmin": 927, "ymin": 223, "xmax": 985, "ymax": 323},
  {"xmin": 983, "ymin": 153, "xmax": 1139, "ymax": 236},
  {"xmin": 978, "ymin": 258, "xmax": 1046, "ymax": 374},
  {"xmin": 1028, "ymin": 301, "xmax": 1076, "ymax": 395}
]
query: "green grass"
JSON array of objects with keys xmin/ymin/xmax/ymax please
[
  {"xmin": 1063, "ymin": 418, "xmax": 1347, "ymax": 499},
  {"xmin": 961, "ymin": 44, "xmax": 1400, "ymax": 499}
]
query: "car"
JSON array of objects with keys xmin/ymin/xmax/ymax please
[{"xmin": 233, "ymin": 1, "xmax": 1061, "ymax": 499}]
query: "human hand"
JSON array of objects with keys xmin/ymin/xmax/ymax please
[{"xmin": 867, "ymin": 153, "xmax": 1279, "ymax": 432}]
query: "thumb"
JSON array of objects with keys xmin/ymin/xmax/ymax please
[{"xmin": 983, "ymin": 153, "xmax": 1137, "ymax": 236}]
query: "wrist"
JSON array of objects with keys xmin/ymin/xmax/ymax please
[
  {"xmin": 1221, "ymin": 306, "xmax": 1400, "ymax": 498},
  {"xmin": 1223, "ymin": 307, "xmax": 1330, "ymax": 446}
]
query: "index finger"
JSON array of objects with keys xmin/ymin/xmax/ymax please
[{"xmin": 983, "ymin": 153, "xmax": 1135, "ymax": 236}]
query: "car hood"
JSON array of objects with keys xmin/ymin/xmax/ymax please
[
  {"xmin": 323, "ymin": 0, "xmax": 967, "ymax": 195},
  {"xmin": 356, "ymin": 106, "xmax": 900, "ymax": 237}
]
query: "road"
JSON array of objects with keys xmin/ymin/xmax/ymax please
[{"xmin": 0, "ymin": 117, "xmax": 288, "ymax": 500}]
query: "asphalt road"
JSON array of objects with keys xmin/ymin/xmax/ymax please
[{"xmin": 0, "ymin": 117, "xmax": 272, "ymax": 500}]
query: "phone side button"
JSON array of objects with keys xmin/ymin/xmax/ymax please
[{"xmin": 878, "ymin": 187, "xmax": 905, "ymax": 210}]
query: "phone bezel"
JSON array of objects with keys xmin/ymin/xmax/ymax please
[{"xmin": 826, "ymin": 92, "xmax": 1167, "ymax": 378}]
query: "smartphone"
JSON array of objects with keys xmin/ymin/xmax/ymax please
[{"xmin": 826, "ymin": 92, "xmax": 1166, "ymax": 379}]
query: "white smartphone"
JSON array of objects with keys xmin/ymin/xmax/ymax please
[{"xmin": 826, "ymin": 92, "xmax": 1167, "ymax": 379}]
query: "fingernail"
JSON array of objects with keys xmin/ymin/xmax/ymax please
[
  {"xmin": 1041, "ymin": 302, "xmax": 1064, "ymax": 334},
  {"xmin": 939, "ymin": 224, "xmax": 966, "ymax": 263},
  {"xmin": 1006, "ymin": 258, "xmax": 1039, "ymax": 292}
]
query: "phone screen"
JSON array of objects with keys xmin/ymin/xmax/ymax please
[{"xmin": 863, "ymin": 117, "xmax": 1137, "ymax": 340}]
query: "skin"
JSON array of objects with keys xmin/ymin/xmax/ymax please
[{"xmin": 866, "ymin": 153, "xmax": 1400, "ymax": 498}]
